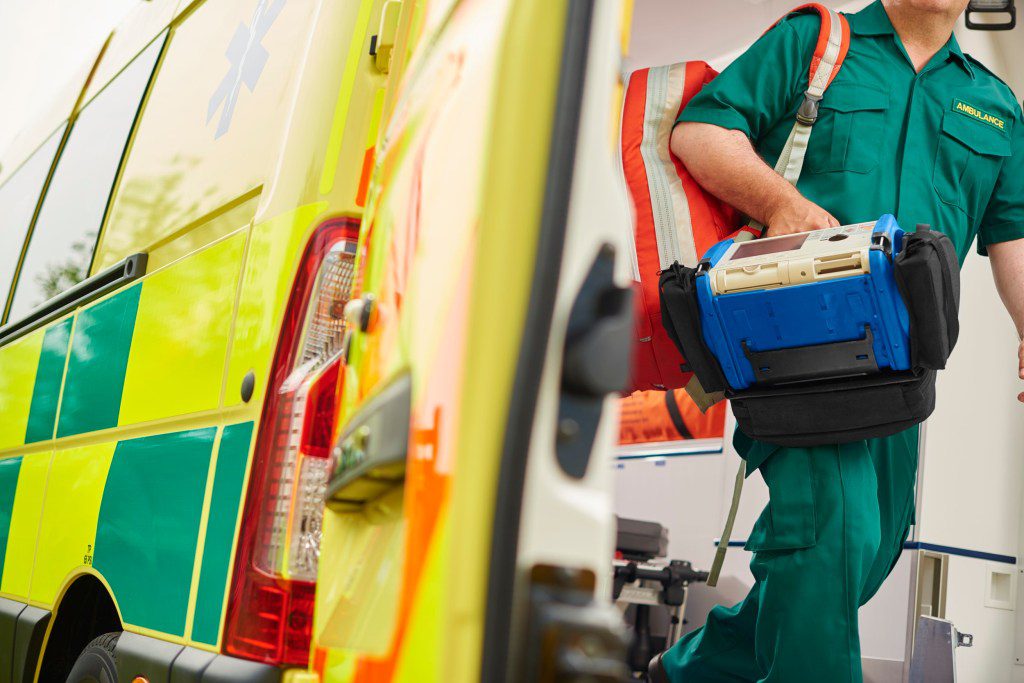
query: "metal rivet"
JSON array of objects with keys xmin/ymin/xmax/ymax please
[
  {"xmin": 241, "ymin": 371, "xmax": 256, "ymax": 403},
  {"xmin": 557, "ymin": 418, "xmax": 579, "ymax": 441}
]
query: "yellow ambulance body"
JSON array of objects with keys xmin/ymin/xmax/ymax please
[{"xmin": 0, "ymin": 0, "xmax": 630, "ymax": 680}]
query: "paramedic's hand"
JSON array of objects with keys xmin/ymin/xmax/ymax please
[{"xmin": 764, "ymin": 195, "xmax": 841, "ymax": 237}]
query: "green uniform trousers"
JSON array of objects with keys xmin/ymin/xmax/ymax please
[{"xmin": 661, "ymin": 426, "xmax": 919, "ymax": 682}]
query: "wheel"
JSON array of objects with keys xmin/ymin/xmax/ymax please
[{"xmin": 65, "ymin": 632, "xmax": 120, "ymax": 683}]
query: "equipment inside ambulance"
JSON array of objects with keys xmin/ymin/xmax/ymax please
[{"xmin": 612, "ymin": 517, "xmax": 708, "ymax": 677}]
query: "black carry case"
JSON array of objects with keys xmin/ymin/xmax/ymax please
[
  {"xmin": 615, "ymin": 516, "xmax": 669, "ymax": 561},
  {"xmin": 659, "ymin": 227, "xmax": 960, "ymax": 447}
]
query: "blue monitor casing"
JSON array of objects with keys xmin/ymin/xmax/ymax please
[{"xmin": 695, "ymin": 215, "xmax": 912, "ymax": 390}]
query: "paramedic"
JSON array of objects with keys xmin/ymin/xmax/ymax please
[{"xmin": 653, "ymin": 1, "xmax": 1024, "ymax": 682}]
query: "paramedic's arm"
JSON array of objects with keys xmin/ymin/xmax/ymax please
[
  {"xmin": 671, "ymin": 123, "xmax": 839, "ymax": 234},
  {"xmin": 987, "ymin": 241, "xmax": 1024, "ymax": 403},
  {"xmin": 979, "ymin": 109, "xmax": 1024, "ymax": 403},
  {"xmin": 671, "ymin": 15, "xmax": 837, "ymax": 235}
]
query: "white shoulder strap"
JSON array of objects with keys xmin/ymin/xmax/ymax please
[
  {"xmin": 775, "ymin": 7, "xmax": 847, "ymax": 185},
  {"xmin": 748, "ymin": 7, "xmax": 848, "ymax": 236}
]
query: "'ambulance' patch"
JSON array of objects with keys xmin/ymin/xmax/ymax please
[{"xmin": 953, "ymin": 99, "xmax": 1006, "ymax": 132}]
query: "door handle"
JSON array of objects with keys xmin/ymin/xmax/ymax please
[
  {"xmin": 561, "ymin": 244, "xmax": 632, "ymax": 397},
  {"xmin": 556, "ymin": 245, "xmax": 632, "ymax": 479},
  {"xmin": 325, "ymin": 372, "xmax": 410, "ymax": 512},
  {"xmin": 0, "ymin": 253, "xmax": 147, "ymax": 347}
]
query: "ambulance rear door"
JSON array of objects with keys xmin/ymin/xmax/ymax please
[
  {"xmin": 477, "ymin": 1, "xmax": 637, "ymax": 681},
  {"xmin": 312, "ymin": 0, "xmax": 632, "ymax": 681}
]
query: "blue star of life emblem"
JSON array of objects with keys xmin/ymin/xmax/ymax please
[{"xmin": 207, "ymin": 0, "xmax": 286, "ymax": 138}]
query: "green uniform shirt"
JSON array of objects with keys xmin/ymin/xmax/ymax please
[{"xmin": 678, "ymin": 0, "xmax": 1024, "ymax": 262}]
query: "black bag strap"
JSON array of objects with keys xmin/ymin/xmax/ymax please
[{"xmin": 664, "ymin": 391, "xmax": 694, "ymax": 440}]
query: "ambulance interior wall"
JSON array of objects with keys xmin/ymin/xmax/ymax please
[{"xmin": 616, "ymin": 2, "xmax": 1024, "ymax": 681}]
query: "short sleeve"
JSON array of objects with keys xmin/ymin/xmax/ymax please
[
  {"xmin": 978, "ymin": 105, "xmax": 1024, "ymax": 256},
  {"xmin": 676, "ymin": 15, "xmax": 818, "ymax": 143}
]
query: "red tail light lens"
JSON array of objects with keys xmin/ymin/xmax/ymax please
[
  {"xmin": 301, "ymin": 358, "xmax": 342, "ymax": 459},
  {"xmin": 224, "ymin": 217, "xmax": 359, "ymax": 667},
  {"xmin": 224, "ymin": 566, "xmax": 318, "ymax": 665}
]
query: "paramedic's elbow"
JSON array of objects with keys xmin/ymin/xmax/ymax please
[
  {"xmin": 669, "ymin": 122, "xmax": 690, "ymax": 162},
  {"xmin": 669, "ymin": 122, "xmax": 708, "ymax": 169},
  {"xmin": 670, "ymin": 122, "xmax": 748, "ymax": 185}
]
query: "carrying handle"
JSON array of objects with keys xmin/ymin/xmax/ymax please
[{"xmin": 965, "ymin": 1, "xmax": 1016, "ymax": 30}]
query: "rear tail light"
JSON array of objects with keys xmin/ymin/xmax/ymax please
[{"xmin": 224, "ymin": 217, "xmax": 359, "ymax": 667}]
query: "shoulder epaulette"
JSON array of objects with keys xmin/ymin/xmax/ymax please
[
  {"xmin": 964, "ymin": 54, "xmax": 1021, "ymax": 112},
  {"xmin": 965, "ymin": 53, "xmax": 1013, "ymax": 88}
]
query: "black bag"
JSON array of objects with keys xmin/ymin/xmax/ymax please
[
  {"xmin": 894, "ymin": 226, "xmax": 960, "ymax": 370},
  {"xmin": 659, "ymin": 227, "xmax": 960, "ymax": 447}
]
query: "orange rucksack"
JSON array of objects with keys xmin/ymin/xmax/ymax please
[{"xmin": 621, "ymin": 4, "xmax": 851, "ymax": 395}]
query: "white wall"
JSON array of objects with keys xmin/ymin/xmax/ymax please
[
  {"xmin": 944, "ymin": 555, "xmax": 1020, "ymax": 683},
  {"xmin": 918, "ymin": 252, "xmax": 1024, "ymax": 561},
  {"xmin": 624, "ymin": 0, "xmax": 873, "ymax": 72}
]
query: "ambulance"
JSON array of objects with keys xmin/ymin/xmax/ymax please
[{"xmin": 0, "ymin": 0, "xmax": 1020, "ymax": 681}]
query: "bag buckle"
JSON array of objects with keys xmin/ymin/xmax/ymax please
[{"xmin": 796, "ymin": 92, "xmax": 823, "ymax": 126}]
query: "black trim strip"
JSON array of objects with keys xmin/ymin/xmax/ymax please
[
  {"xmin": 479, "ymin": 1, "xmax": 595, "ymax": 680},
  {"xmin": 664, "ymin": 391, "xmax": 693, "ymax": 440},
  {"xmin": 0, "ymin": 597, "xmax": 27, "ymax": 683},
  {"xmin": 0, "ymin": 252, "xmax": 147, "ymax": 347},
  {"xmin": 13, "ymin": 605, "xmax": 49, "ymax": 683},
  {"xmin": 115, "ymin": 631, "xmax": 280, "ymax": 682}
]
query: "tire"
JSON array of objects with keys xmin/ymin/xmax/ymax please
[{"xmin": 65, "ymin": 632, "xmax": 121, "ymax": 683}]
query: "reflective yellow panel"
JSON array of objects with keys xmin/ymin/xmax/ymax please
[
  {"xmin": 29, "ymin": 442, "xmax": 116, "ymax": 607},
  {"xmin": 1, "ymin": 452, "xmax": 50, "ymax": 599},
  {"xmin": 119, "ymin": 231, "xmax": 247, "ymax": 427},
  {"xmin": 315, "ymin": 487, "xmax": 405, "ymax": 654},
  {"xmin": 143, "ymin": 190, "xmax": 259, "ymax": 274},
  {"xmin": 0, "ymin": 331, "xmax": 45, "ymax": 452},
  {"xmin": 224, "ymin": 203, "xmax": 326, "ymax": 411}
]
